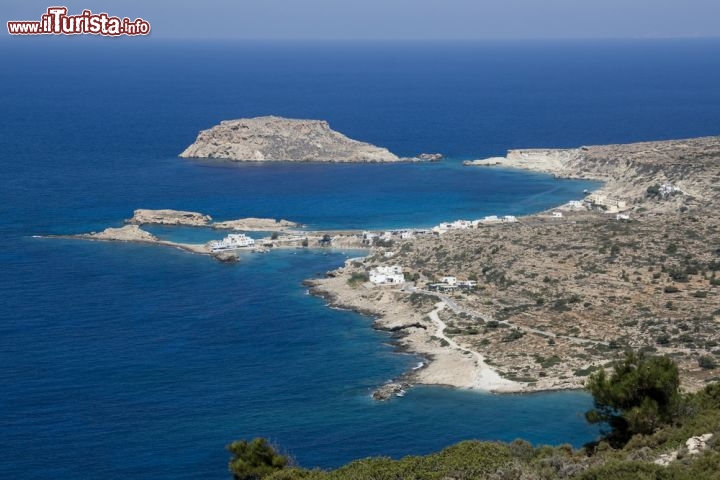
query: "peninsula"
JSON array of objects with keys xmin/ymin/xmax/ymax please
[
  {"xmin": 313, "ymin": 135, "xmax": 720, "ymax": 397},
  {"xmin": 58, "ymin": 135, "xmax": 720, "ymax": 400},
  {"xmin": 180, "ymin": 116, "xmax": 404, "ymax": 163}
]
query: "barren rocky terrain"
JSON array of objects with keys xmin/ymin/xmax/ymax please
[{"xmin": 179, "ymin": 116, "xmax": 402, "ymax": 162}]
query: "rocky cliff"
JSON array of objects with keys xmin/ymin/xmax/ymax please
[
  {"xmin": 179, "ymin": 116, "xmax": 402, "ymax": 163},
  {"xmin": 465, "ymin": 136, "xmax": 720, "ymax": 211}
]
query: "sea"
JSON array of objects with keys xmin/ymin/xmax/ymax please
[{"xmin": 2, "ymin": 38, "xmax": 720, "ymax": 479}]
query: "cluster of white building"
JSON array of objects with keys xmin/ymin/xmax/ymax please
[
  {"xmin": 431, "ymin": 215, "xmax": 518, "ymax": 234},
  {"xmin": 369, "ymin": 265, "xmax": 406, "ymax": 285},
  {"xmin": 428, "ymin": 275, "xmax": 478, "ymax": 291},
  {"xmin": 210, "ymin": 233, "xmax": 255, "ymax": 252},
  {"xmin": 362, "ymin": 229, "xmax": 426, "ymax": 244},
  {"xmin": 566, "ymin": 195, "xmax": 628, "ymax": 214}
]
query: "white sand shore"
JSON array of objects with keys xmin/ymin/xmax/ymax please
[
  {"xmin": 307, "ymin": 272, "xmax": 522, "ymax": 394},
  {"xmin": 421, "ymin": 302, "xmax": 520, "ymax": 392}
]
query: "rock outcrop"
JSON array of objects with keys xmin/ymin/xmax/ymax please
[
  {"xmin": 213, "ymin": 217, "xmax": 300, "ymax": 231},
  {"xmin": 128, "ymin": 209, "xmax": 211, "ymax": 226},
  {"xmin": 84, "ymin": 225, "xmax": 159, "ymax": 242},
  {"xmin": 372, "ymin": 382, "xmax": 410, "ymax": 401},
  {"xmin": 180, "ymin": 116, "xmax": 402, "ymax": 163},
  {"xmin": 127, "ymin": 209, "xmax": 299, "ymax": 231}
]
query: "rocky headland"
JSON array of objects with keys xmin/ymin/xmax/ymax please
[
  {"xmin": 464, "ymin": 136, "xmax": 720, "ymax": 213},
  {"xmin": 180, "ymin": 116, "xmax": 404, "ymax": 163},
  {"xmin": 316, "ymin": 134, "xmax": 720, "ymax": 397}
]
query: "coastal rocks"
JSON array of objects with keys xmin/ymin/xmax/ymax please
[
  {"xmin": 127, "ymin": 209, "xmax": 299, "ymax": 231},
  {"xmin": 179, "ymin": 116, "xmax": 402, "ymax": 163},
  {"xmin": 372, "ymin": 382, "xmax": 410, "ymax": 401},
  {"xmin": 400, "ymin": 153, "xmax": 444, "ymax": 162},
  {"xmin": 211, "ymin": 251, "xmax": 240, "ymax": 263},
  {"xmin": 213, "ymin": 217, "xmax": 300, "ymax": 231},
  {"xmin": 465, "ymin": 136, "xmax": 720, "ymax": 213},
  {"xmin": 128, "ymin": 209, "xmax": 212, "ymax": 226},
  {"xmin": 82, "ymin": 225, "xmax": 159, "ymax": 242}
]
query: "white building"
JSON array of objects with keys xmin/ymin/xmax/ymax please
[
  {"xmin": 552, "ymin": 211, "xmax": 563, "ymax": 218},
  {"xmin": 502, "ymin": 215, "xmax": 518, "ymax": 223},
  {"xmin": 362, "ymin": 231, "xmax": 379, "ymax": 243},
  {"xmin": 568, "ymin": 200, "xmax": 584, "ymax": 209},
  {"xmin": 449, "ymin": 220, "xmax": 472, "ymax": 229},
  {"xmin": 616, "ymin": 214, "xmax": 630, "ymax": 221},
  {"xmin": 457, "ymin": 280, "xmax": 478, "ymax": 289},
  {"xmin": 369, "ymin": 265, "xmax": 405, "ymax": 285},
  {"xmin": 210, "ymin": 233, "xmax": 255, "ymax": 251},
  {"xmin": 441, "ymin": 276, "xmax": 457, "ymax": 286},
  {"xmin": 400, "ymin": 231, "xmax": 414, "ymax": 240}
]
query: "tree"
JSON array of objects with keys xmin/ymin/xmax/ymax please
[
  {"xmin": 227, "ymin": 438, "xmax": 289, "ymax": 480},
  {"xmin": 585, "ymin": 350, "xmax": 680, "ymax": 446}
]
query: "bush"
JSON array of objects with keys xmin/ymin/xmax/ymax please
[
  {"xmin": 698, "ymin": 355, "xmax": 718, "ymax": 370},
  {"xmin": 502, "ymin": 329, "xmax": 524, "ymax": 342},
  {"xmin": 347, "ymin": 272, "xmax": 369, "ymax": 286},
  {"xmin": 585, "ymin": 350, "xmax": 680, "ymax": 445},
  {"xmin": 227, "ymin": 438, "xmax": 289, "ymax": 480},
  {"xmin": 664, "ymin": 286, "xmax": 680, "ymax": 293}
]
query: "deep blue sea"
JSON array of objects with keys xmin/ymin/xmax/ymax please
[{"xmin": 2, "ymin": 38, "xmax": 720, "ymax": 479}]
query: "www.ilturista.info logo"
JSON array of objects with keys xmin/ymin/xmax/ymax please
[{"xmin": 7, "ymin": 7, "xmax": 150, "ymax": 36}]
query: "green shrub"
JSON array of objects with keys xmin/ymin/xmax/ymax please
[
  {"xmin": 698, "ymin": 355, "xmax": 717, "ymax": 370},
  {"xmin": 585, "ymin": 350, "xmax": 680, "ymax": 445},
  {"xmin": 227, "ymin": 438, "xmax": 289, "ymax": 480}
]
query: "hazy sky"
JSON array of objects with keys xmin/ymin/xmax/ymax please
[{"xmin": 3, "ymin": 0, "xmax": 720, "ymax": 40}]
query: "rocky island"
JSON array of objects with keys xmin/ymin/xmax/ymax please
[
  {"xmin": 127, "ymin": 209, "xmax": 300, "ymax": 230},
  {"xmin": 180, "ymin": 116, "xmax": 403, "ymax": 163}
]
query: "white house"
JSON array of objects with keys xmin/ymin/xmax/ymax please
[
  {"xmin": 616, "ymin": 214, "xmax": 630, "ymax": 221},
  {"xmin": 568, "ymin": 200, "xmax": 584, "ymax": 209},
  {"xmin": 369, "ymin": 265, "xmax": 405, "ymax": 285},
  {"xmin": 450, "ymin": 220, "xmax": 472, "ymax": 229},
  {"xmin": 210, "ymin": 233, "xmax": 255, "ymax": 251},
  {"xmin": 441, "ymin": 276, "xmax": 457, "ymax": 286},
  {"xmin": 502, "ymin": 215, "xmax": 518, "ymax": 223},
  {"xmin": 457, "ymin": 280, "xmax": 478, "ymax": 289},
  {"xmin": 400, "ymin": 231, "xmax": 414, "ymax": 240},
  {"xmin": 552, "ymin": 211, "xmax": 563, "ymax": 218}
]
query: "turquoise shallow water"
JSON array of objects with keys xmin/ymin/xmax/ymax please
[{"xmin": 2, "ymin": 39, "xmax": 720, "ymax": 478}]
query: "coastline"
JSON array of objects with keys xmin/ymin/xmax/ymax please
[
  {"xmin": 44, "ymin": 134, "xmax": 720, "ymax": 399},
  {"xmin": 306, "ymin": 135, "xmax": 720, "ymax": 398},
  {"xmin": 308, "ymin": 269, "xmax": 530, "ymax": 396}
]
